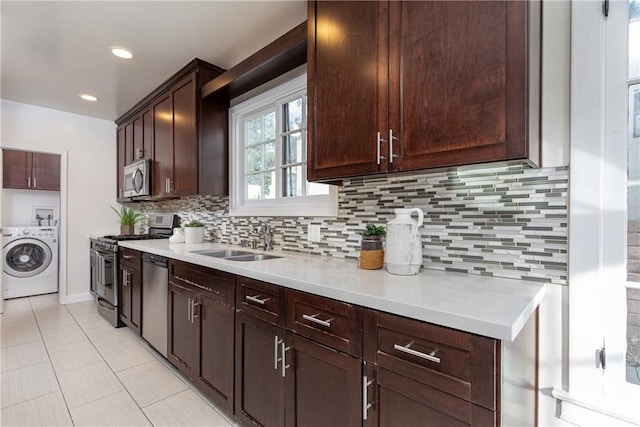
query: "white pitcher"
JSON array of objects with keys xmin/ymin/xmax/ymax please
[{"xmin": 385, "ymin": 208, "xmax": 424, "ymax": 275}]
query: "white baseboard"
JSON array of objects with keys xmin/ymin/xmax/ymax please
[{"xmin": 61, "ymin": 292, "xmax": 94, "ymax": 305}]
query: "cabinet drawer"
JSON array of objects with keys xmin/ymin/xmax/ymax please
[
  {"xmin": 364, "ymin": 309, "xmax": 497, "ymax": 411},
  {"xmin": 169, "ymin": 259, "xmax": 235, "ymax": 306},
  {"xmin": 236, "ymin": 276, "xmax": 285, "ymax": 327},
  {"xmin": 120, "ymin": 248, "xmax": 141, "ymax": 270},
  {"xmin": 286, "ymin": 290, "xmax": 362, "ymax": 357}
]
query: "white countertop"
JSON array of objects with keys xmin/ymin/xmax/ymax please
[{"xmin": 118, "ymin": 240, "xmax": 546, "ymax": 342}]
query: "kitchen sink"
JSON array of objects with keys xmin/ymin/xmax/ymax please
[
  {"xmin": 189, "ymin": 250, "xmax": 282, "ymax": 261},
  {"xmin": 225, "ymin": 254, "xmax": 282, "ymax": 262},
  {"xmin": 190, "ymin": 250, "xmax": 253, "ymax": 258}
]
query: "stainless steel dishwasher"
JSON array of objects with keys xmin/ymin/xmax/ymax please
[{"xmin": 141, "ymin": 253, "xmax": 168, "ymax": 357}]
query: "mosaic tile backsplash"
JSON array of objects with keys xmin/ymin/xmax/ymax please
[{"xmin": 141, "ymin": 163, "xmax": 568, "ymax": 285}]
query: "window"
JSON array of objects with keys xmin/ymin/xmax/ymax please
[{"xmin": 229, "ymin": 73, "xmax": 337, "ymax": 217}]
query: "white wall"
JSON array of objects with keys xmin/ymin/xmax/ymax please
[
  {"xmin": 1, "ymin": 100, "xmax": 118, "ymax": 301},
  {"xmin": 2, "ymin": 189, "xmax": 60, "ymax": 226}
]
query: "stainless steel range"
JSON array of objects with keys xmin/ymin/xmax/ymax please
[{"xmin": 90, "ymin": 213, "xmax": 179, "ymax": 327}]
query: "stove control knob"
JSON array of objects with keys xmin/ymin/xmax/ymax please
[{"xmin": 23, "ymin": 230, "xmax": 29, "ymax": 235}]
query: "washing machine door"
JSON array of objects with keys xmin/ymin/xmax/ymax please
[{"xmin": 3, "ymin": 238, "xmax": 53, "ymax": 278}]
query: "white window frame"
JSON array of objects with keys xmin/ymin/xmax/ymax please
[
  {"xmin": 557, "ymin": 1, "xmax": 640, "ymax": 425},
  {"xmin": 229, "ymin": 73, "xmax": 338, "ymax": 217}
]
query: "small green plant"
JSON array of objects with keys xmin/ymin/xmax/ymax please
[
  {"xmin": 360, "ymin": 224, "xmax": 386, "ymax": 236},
  {"xmin": 183, "ymin": 220, "xmax": 204, "ymax": 227},
  {"xmin": 111, "ymin": 205, "xmax": 144, "ymax": 226}
]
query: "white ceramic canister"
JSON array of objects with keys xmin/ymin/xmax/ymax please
[{"xmin": 385, "ymin": 208, "xmax": 424, "ymax": 275}]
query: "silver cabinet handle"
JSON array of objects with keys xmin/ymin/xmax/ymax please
[
  {"xmin": 274, "ymin": 336, "xmax": 283, "ymax": 370},
  {"xmin": 376, "ymin": 132, "xmax": 387, "ymax": 165},
  {"xmin": 363, "ymin": 375, "xmax": 373, "ymax": 420},
  {"xmin": 393, "ymin": 343, "xmax": 440, "ymax": 364},
  {"xmin": 389, "ymin": 129, "xmax": 398, "ymax": 163},
  {"xmin": 27, "ymin": 177, "xmax": 31, "ymax": 188},
  {"xmin": 187, "ymin": 297, "xmax": 192, "ymax": 323},
  {"xmin": 122, "ymin": 255, "xmax": 133, "ymax": 260},
  {"xmin": 281, "ymin": 341, "xmax": 291, "ymax": 378},
  {"xmin": 33, "ymin": 177, "xmax": 37, "ymax": 187},
  {"xmin": 246, "ymin": 295, "xmax": 270, "ymax": 305},
  {"xmin": 122, "ymin": 270, "xmax": 128, "ymax": 287},
  {"xmin": 192, "ymin": 300, "xmax": 199, "ymax": 321},
  {"xmin": 302, "ymin": 313, "xmax": 332, "ymax": 328}
]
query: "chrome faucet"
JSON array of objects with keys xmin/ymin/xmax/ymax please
[{"xmin": 252, "ymin": 221, "xmax": 272, "ymax": 251}]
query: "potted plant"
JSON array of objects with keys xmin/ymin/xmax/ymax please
[
  {"xmin": 183, "ymin": 220, "xmax": 205, "ymax": 244},
  {"xmin": 111, "ymin": 205, "xmax": 144, "ymax": 235},
  {"xmin": 359, "ymin": 224, "xmax": 386, "ymax": 269}
]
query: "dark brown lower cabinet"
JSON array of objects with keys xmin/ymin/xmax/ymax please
[
  {"xmin": 365, "ymin": 365, "xmax": 495, "ymax": 427},
  {"xmin": 167, "ymin": 261, "xmax": 235, "ymax": 414},
  {"xmin": 285, "ymin": 333, "xmax": 362, "ymax": 427},
  {"xmin": 235, "ymin": 312, "xmax": 286, "ymax": 427},
  {"xmin": 168, "ymin": 281, "xmax": 197, "ymax": 374},
  {"xmin": 196, "ymin": 292, "xmax": 234, "ymax": 412},
  {"xmin": 119, "ymin": 248, "xmax": 141, "ymax": 335}
]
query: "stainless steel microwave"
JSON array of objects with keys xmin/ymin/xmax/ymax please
[{"xmin": 123, "ymin": 158, "xmax": 150, "ymax": 198}]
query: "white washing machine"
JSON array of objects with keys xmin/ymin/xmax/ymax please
[{"xmin": 2, "ymin": 226, "xmax": 59, "ymax": 299}]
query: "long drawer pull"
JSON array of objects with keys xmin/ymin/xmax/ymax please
[
  {"xmin": 246, "ymin": 295, "xmax": 270, "ymax": 305},
  {"xmin": 302, "ymin": 313, "xmax": 332, "ymax": 328},
  {"xmin": 274, "ymin": 336, "xmax": 283, "ymax": 370},
  {"xmin": 393, "ymin": 343, "xmax": 441, "ymax": 364},
  {"xmin": 122, "ymin": 255, "xmax": 133, "ymax": 260}
]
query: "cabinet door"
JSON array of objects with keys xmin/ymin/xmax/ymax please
[
  {"xmin": 235, "ymin": 313, "xmax": 285, "ymax": 427},
  {"xmin": 117, "ymin": 126, "xmax": 126, "ymax": 198},
  {"xmin": 285, "ymin": 333, "xmax": 362, "ymax": 427},
  {"xmin": 196, "ymin": 292, "xmax": 234, "ymax": 413},
  {"xmin": 168, "ymin": 281, "xmax": 196, "ymax": 377},
  {"xmin": 124, "ymin": 121, "xmax": 134, "ymax": 166},
  {"xmin": 366, "ymin": 366, "xmax": 496, "ymax": 427},
  {"xmin": 130, "ymin": 268, "xmax": 142, "ymax": 334},
  {"xmin": 143, "ymin": 109, "xmax": 154, "ymax": 160},
  {"xmin": 171, "ymin": 73, "xmax": 198, "ymax": 196},
  {"xmin": 153, "ymin": 94, "xmax": 173, "ymax": 197},
  {"xmin": 307, "ymin": 0, "xmax": 389, "ymax": 181},
  {"xmin": 31, "ymin": 152, "xmax": 60, "ymax": 191},
  {"xmin": 2, "ymin": 149, "xmax": 31, "ymax": 189},
  {"xmin": 133, "ymin": 114, "xmax": 144, "ymax": 161},
  {"xmin": 389, "ymin": 1, "xmax": 530, "ymax": 171}
]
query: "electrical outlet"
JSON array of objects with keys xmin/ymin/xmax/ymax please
[{"xmin": 307, "ymin": 224, "xmax": 321, "ymax": 242}]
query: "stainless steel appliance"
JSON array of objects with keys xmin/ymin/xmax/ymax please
[
  {"xmin": 123, "ymin": 158, "xmax": 150, "ymax": 198},
  {"xmin": 141, "ymin": 253, "xmax": 168, "ymax": 357},
  {"xmin": 90, "ymin": 213, "xmax": 179, "ymax": 327}
]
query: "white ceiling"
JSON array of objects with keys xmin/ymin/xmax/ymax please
[{"xmin": 0, "ymin": 1, "xmax": 306, "ymax": 122}]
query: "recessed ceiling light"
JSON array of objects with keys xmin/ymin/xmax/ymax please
[
  {"xmin": 111, "ymin": 47, "xmax": 133, "ymax": 59},
  {"xmin": 80, "ymin": 94, "xmax": 98, "ymax": 102}
]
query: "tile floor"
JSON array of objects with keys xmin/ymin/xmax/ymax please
[{"xmin": 0, "ymin": 293, "xmax": 237, "ymax": 426}]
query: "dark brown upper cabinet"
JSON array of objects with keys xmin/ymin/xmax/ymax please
[
  {"xmin": 3, "ymin": 149, "xmax": 60, "ymax": 191},
  {"xmin": 116, "ymin": 59, "xmax": 228, "ymax": 201},
  {"xmin": 307, "ymin": 1, "xmax": 541, "ymax": 182}
]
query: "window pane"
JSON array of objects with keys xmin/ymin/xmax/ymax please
[
  {"xmin": 264, "ymin": 170, "xmax": 276, "ymax": 199},
  {"xmin": 247, "ymin": 145, "xmax": 262, "ymax": 172},
  {"xmin": 264, "ymin": 141, "xmax": 276, "ymax": 169},
  {"xmin": 630, "ymin": 0, "xmax": 640, "ymax": 80},
  {"xmin": 264, "ymin": 112, "xmax": 276, "ymax": 140},
  {"xmin": 283, "ymin": 97, "xmax": 304, "ymax": 132},
  {"xmin": 283, "ymin": 132, "xmax": 304, "ymax": 165},
  {"xmin": 246, "ymin": 173, "xmax": 262, "ymax": 200},
  {"xmin": 283, "ymin": 165, "xmax": 304, "ymax": 197},
  {"xmin": 247, "ymin": 117, "xmax": 262, "ymax": 145}
]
